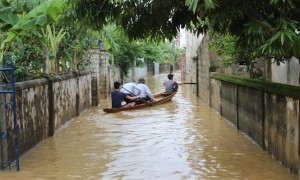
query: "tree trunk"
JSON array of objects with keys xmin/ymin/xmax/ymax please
[
  {"xmin": 55, "ymin": 57, "xmax": 59, "ymax": 75},
  {"xmin": 72, "ymin": 50, "xmax": 78, "ymax": 73},
  {"xmin": 43, "ymin": 48, "xmax": 50, "ymax": 75}
]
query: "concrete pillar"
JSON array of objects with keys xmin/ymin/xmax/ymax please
[
  {"xmin": 99, "ymin": 51, "xmax": 109, "ymax": 98},
  {"xmin": 85, "ymin": 49, "xmax": 100, "ymax": 106},
  {"xmin": 85, "ymin": 49, "xmax": 114, "ymax": 103}
]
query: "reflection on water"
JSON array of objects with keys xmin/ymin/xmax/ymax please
[{"xmin": 0, "ymin": 73, "xmax": 297, "ymax": 179}]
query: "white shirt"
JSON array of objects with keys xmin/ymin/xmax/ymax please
[
  {"xmin": 135, "ymin": 83, "xmax": 154, "ymax": 100},
  {"xmin": 120, "ymin": 82, "xmax": 141, "ymax": 95}
]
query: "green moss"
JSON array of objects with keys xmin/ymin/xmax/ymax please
[{"xmin": 210, "ymin": 73, "xmax": 300, "ymax": 99}]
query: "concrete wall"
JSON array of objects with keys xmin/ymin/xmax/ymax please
[
  {"xmin": 220, "ymin": 82, "xmax": 237, "ymax": 126},
  {"xmin": 159, "ymin": 64, "xmax": 171, "ymax": 74},
  {"xmin": 159, "ymin": 63, "xmax": 180, "ymax": 74},
  {"xmin": 52, "ymin": 75, "xmax": 77, "ymax": 130},
  {"xmin": 84, "ymin": 49, "xmax": 100, "ymax": 105},
  {"xmin": 209, "ymin": 77, "xmax": 221, "ymax": 112},
  {"xmin": 128, "ymin": 58, "xmax": 148, "ymax": 81},
  {"xmin": 184, "ymin": 30, "xmax": 203, "ymax": 83},
  {"xmin": 99, "ymin": 51, "xmax": 109, "ymax": 98},
  {"xmin": 4, "ymin": 72, "xmax": 91, "ymax": 161},
  {"xmin": 185, "ymin": 32, "xmax": 300, "ymax": 175},
  {"xmin": 15, "ymin": 79, "xmax": 49, "ymax": 153},
  {"xmin": 85, "ymin": 49, "xmax": 121, "ymax": 104},
  {"xmin": 185, "ymin": 32, "xmax": 223, "ymax": 100},
  {"xmin": 128, "ymin": 60, "xmax": 159, "ymax": 78},
  {"xmin": 267, "ymin": 57, "xmax": 300, "ymax": 86},
  {"xmin": 197, "ymin": 34, "xmax": 219, "ymax": 103},
  {"xmin": 238, "ymin": 85, "xmax": 264, "ymax": 147},
  {"xmin": 154, "ymin": 62, "xmax": 160, "ymax": 75},
  {"xmin": 210, "ymin": 73, "xmax": 300, "ymax": 175},
  {"xmin": 78, "ymin": 74, "xmax": 92, "ymax": 113}
]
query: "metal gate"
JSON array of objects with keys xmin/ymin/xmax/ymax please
[{"xmin": 0, "ymin": 59, "xmax": 19, "ymax": 171}]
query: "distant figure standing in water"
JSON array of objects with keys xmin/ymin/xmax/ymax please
[{"xmin": 163, "ymin": 73, "xmax": 179, "ymax": 93}]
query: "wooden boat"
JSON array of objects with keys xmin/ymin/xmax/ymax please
[{"xmin": 103, "ymin": 92, "xmax": 177, "ymax": 113}]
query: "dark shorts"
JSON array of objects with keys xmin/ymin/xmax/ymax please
[
  {"xmin": 173, "ymin": 85, "xmax": 178, "ymax": 92},
  {"xmin": 124, "ymin": 94, "xmax": 134, "ymax": 104},
  {"xmin": 136, "ymin": 96, "xmax": 151, "ymax": 105}
]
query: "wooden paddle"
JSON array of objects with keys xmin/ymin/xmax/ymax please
[
  {"xmin": 180, "ymin": 82, "xmax": 196, "ymax": 84},
  {"xmin": 122, "ymin": 87, "xmax": 152, "ymax": 106}
]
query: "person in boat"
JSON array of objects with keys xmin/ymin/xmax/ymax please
[
  {"xmin": 111, "ymin": 81, "xmax": 140, "ymax": 108},
  {"xmin": 135, "ymin": 78, "xmax": 155, "ymax": 104},
  {"xmin": 120, "ymin": 79, "xmax": 141, "ymax": 104},
  {"xmin": 163, "ymin": 73, "xmax": 179, "ymax": 93}
]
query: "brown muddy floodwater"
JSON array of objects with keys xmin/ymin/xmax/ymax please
[{"xmin": 0, "ymin": 73, "xmax": 297, "ymax": 180}]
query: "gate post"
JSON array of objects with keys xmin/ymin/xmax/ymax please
[{"xmin": 85, "ymin": 49, "xmax": 110, "ymax": 105}]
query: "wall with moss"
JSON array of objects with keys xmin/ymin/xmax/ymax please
[{"xmin": 210, "ymin": 72, "xmax": 300, "ymax": 174}]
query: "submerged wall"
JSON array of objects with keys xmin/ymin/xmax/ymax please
[
  {"xmin": 5, "ymin": 72, "xmax": 91, "ymax": 161},
  {"xmin": 185, "ymin": 32, "xmax": 300, "ymax": 175},
  {"xmin": 210, "ymin": 73, "xmax": 300, "ymax": 174}
]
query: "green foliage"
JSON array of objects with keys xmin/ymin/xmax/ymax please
[
  {"xmin": 0, "ymin": 0, "xmax": 66, "ymax": 62},
  {"xmin": 2, "ymin": 0, "xmax": 66, "ymax": 44},
  {"xmin": 259, "ymin": 19, "xmax": 298, "ymax": 60},
  {"xmin": 208, "ymin": 35, "xmax": 236, "ymax": 67},
  {"xmin": 111, "ymin": 38, "xmax": 142, "ymax": 76},
  {"xmin": 160, "ymin": 40, "xmax": 183, "ymax": 64},
  {"xmin": 8, "ymin": 35, "xmax": 44, "ymax": 81},
  {"xmin": 71, "ymin": 0, "xmax": 300, "ymax": 65},
  {"xmin": 112, "ymin": 37, "xmax": 183, "ymax": 78},
  {"xmin": 140, "ymin": 41, "xmax": 163, "ymax": 63},
  {"xmin": 42, "ymin": 24, "xmax": 66, "ymax": 58},
  {"xmin": 107, "ymin": 27, "xmax": 182, "ymax": 77},
  {"xmin": 68, "ymin": 0, "xmax": 119, "ymax": 30},
  {"xmin": 59, "ymin": 26, "xmax": 97, "ymax": 71},
  {"xmin": 209, "ymin": 34, "xmax": 261, "ymax": 77},
  {"xmin": 185, "ymin": 0, "xmax": 199, "ymax": 12},
  {"xmin": 41, "ymin": 24, "xmax": 66, "ymax": 74},
  {"xmin": 0, "ymin": 0, "xmax": 115, "ymax": 81},
  {"xmin": 139, "ymin": 40, "xmax": 183, "ymax": 65},
  {"xmin": 72, "ymin": 0, "xmax": 199, "ymax": 41},
  {"xmin": 196, "ymin": 0, "xmax": 300, "ymax": 61}
]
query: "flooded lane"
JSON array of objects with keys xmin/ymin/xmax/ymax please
[{"xmin": 0, "ymin": 73, "xmax": 297, "ymax": 179}]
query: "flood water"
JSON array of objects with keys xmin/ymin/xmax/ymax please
[{"xmin": 0, "ymin": 73, "xmax": 297, "ymax": 179}]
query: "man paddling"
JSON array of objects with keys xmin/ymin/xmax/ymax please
[{"xmin": 163, "ymin": 74, "xmax": 180, "ymax": 93}]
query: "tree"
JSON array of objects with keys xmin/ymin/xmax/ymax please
[
  {"xmin": 0, "ymin": 0, "xmax": 66, "ymax": 62},
  {"xmin": 72, "ymin": 0, "xmax": 300, "ymax": 63},
  {"xmin": 112, "ymin": 38, "xmax": 143, "ymax": 79},
  {"xmin": 41, "ymin": 24, "xmax": 66, "ymax": 74},
  {"xmin": 71, "ymin": 0, "xmax": 198, "ymax": 41},
  {"xmin": 140, "ymin": 41, "xmax": 163, "ymax": 64}
]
